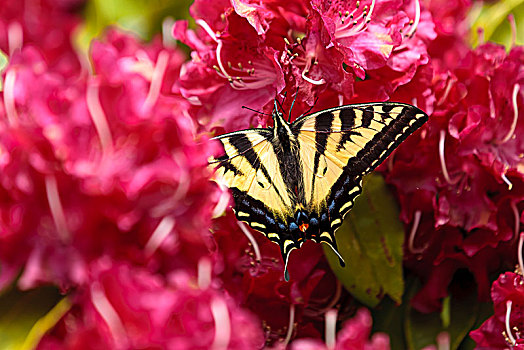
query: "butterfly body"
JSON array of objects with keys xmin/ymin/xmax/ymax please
[{"xmin": 209, "ymin": 100, "xmax": 428, "ymax": 280}]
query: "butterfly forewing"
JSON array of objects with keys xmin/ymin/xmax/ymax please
[
  {"xmin": 292, "ymin": 102, "xmax": 428, "ymax": 227},
  {"xmin": 209, "ymin": 129, "xmax": 293, "ymax": 240}
]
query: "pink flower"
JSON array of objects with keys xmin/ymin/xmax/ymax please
[
  {"xmin": 289, "ymin": 309, "xmax": 390, "ymax": 350},
  {"xmin": 470, "ymin": 235, "xmax": 524, "ymax": 348},
  {"xmin": 0, "ymin": 30, "xmax": 223, "ymax": 291},
  {"xmin": 0, "ymin": 0, "xmax": 83, "ymax": 76},
  {"xmin": 38, "ymin": 260, "xmax": 265, "ymax": 349},
  {"xmin": 384, "ymin": 43, "xmax": 524, "ymax": 311}
]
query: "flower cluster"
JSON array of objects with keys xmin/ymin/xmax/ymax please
[
  {"xmin": 0, "ymin": 0, "xmax": 523, "ymax": 348},
  {"xmin": 386, "ymin": 41, "xmax": 524, "ymax": 312},
  {"xmin": 470, "ymin": 234, "xmax": 524, "ymax": 348}
]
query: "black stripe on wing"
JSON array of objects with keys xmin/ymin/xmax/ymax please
[{"xmin": 343, "ymin": 104, "xmax": 428, "ymax": 178}]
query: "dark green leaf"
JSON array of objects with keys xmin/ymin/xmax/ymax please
[
  {"xmin": 0, "ymin": 286, "xmax": 70, "ymax": 350},
  {"xmin": 324, "ymin": 173, "xmax": 405, "ymax": 307}
]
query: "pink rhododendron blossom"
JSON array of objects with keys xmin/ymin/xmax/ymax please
[
  {"xmin": 0, "ymin": 0, "xmax": 84, "ymax": 76},
  {"xmin": 0, "ymin": 30, "xmax": 223, "ymax": 291},
  {"xmin": 385, "ymin": 43, "xmax": 524, "ymax": 312},
  {"xmin": 289, "ymin": 309, "xmax": 390, "ymax": 350},
  {"xmin": 38, "ymin": 261, "xmax": 265, "ymax": 349},
  {"xmin": 470, "ymin": 233, "xmax": 524, "ymax": 349}
]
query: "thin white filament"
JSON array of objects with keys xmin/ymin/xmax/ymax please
[
  {"xmin": 519, "ymin": 233, "xmax": 524, "ymax": 277},
  {"xmin": 196, "ymin": 19, "xmax": 219, "ymax": 42},
  {"xmin": 302, "ymin": 58, "xmax": 325, "ymax": 85},
  {"xmin": 87, "ymin": 79, "xmax": 113, "ymax": 152},
  {"xmin": 408, "ymin": 210, "xmax": 427, "ymax": 254},
  {"xmin": 7, "ymin": 22, "xmax": 23, "ymax": 55},
  {"xmin": 282, "ymin": 304, "xmax": 295, "ymax": 346},
  {"xmin": 511, "ymin": 201, "xmax": 521, "ymax": 243},
  {"xmin": 4, "ymin": 69, "xmax": 19, "ymax": 126},
  {"xmin": 506, "ymin": 300, "xmax": 516, "ymax": 345},
  {"xmin": 211, "ymin": 297, "xmax": 231, "ymax": 350},
  {"xmin": 237, "ymin": 221, "xmax": 261, "ymax": 262},
  {"xmin": 407, "ymin": 0, "xmax": 420, "ymax": 37},
  {"xmin": 198, "ymin": 257, "xmax": 212, "ymax": 290},
  {"xmin": 325, "ymin": 309, "xmax": 337, "ymax": 350},
  {"xmin": 212, "ymin": 181, "xmax": 230, "ymax": 218},
  {"xmin": 45, "ymin": 175, "xmax": 70, "ymax": 242},
  {"xmin": 142, "ymin": 50, "xmax": 169, "ymax": 113},
  {"xmin": 439, "ymin": 130, "xmax": 455, "ymax": 184},
  {"xmin": 91, "ymin": 283, "xmax": 129, "ymax": 348},
  {"xmin": 499, "ymin": 84, "xmax": 520, "ymax": 144},
  {"xmin": 162, "ymin": 17, "xmax": 176, "ymax": 48},
  {"xmin": 144, "ymin": 216, "xmax": 175, "ymax": 257},
  {"xmin": 501, "ymin": 173, "xmax": 513, "ymax": 191}
]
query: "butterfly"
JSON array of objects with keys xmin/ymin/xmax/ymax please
[{"xmin": 209, "ymin": 97, "xmax": 428, "ymax": 280}]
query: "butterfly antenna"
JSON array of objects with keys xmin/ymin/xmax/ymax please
[
  {"xmin": 301, "ymin": 96, "xmax": 319, "ymax": 117},
  {"xmin": 242, "ymin": 106, "xmax": 272, "ymax": 116},
  {"xmin": 288, "ymin": 86, "xmax": 300, "ymax": 122},
  {"xmin": 275, "ymin": 97, "xmax": 286, "ymax": 115}
]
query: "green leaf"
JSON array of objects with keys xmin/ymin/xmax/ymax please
[
  {"xmin": 0, "ymin": 49, "xmax": 9, "ymax": 92},
  {"xmin": 0, "ymin": 286, "xmax": 70, "ymax": 350},
  {"xmin": 469, "ymin": 0, "xmax": 524, "ymax": 49},
  {"xmin": 76, "ymin": 0, "xmax": 194, "ymax": 52},
  {"xmin": 324, "ymin": 173, "xmax": 405, "ymax": 307},
  {"xmin": 405, "ymin": 288, "xmax": 479, "ymax": 350}
]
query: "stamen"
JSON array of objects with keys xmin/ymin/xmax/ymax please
[
  {"xmin": 45, "ymin": 175, "xmax": 70, "ymax": 242},
  {"xmin": 212, "ymin": 181, "xmax": 230, "ymax": 218},
  {"xmin": 318, "ymin": 281, "xmax": 342, "ymax": 314},
  {"xmin": 506, "ymin": 300, "xmax": 516, "ymax": 345},
  {"xmin": 408, "ymin": 211, "xmax": 427, "ymax": 254},
  {"xmin": 7, "ymin": 22, "xmax": 23, "ymax": 56},
  {"xmin": 91, "ymin": 282, "xmax": 129, "ymax": 347},
  {"xmin": 144, "ymin": 216, "xmax": 175, "ymax": 257},
  {"xmin": 511, "ymin": 202, "xmax": 521, "ymax": 243},
  {"xmin": 237, "ymin": 221, "xmax": 261, "ymax": 262},
  {"xmin": 87, "ymin": 78, "xmax": 114, "ymax": 152},
  {"xmin": 162, "ymin": 17, "xmax": 176, "ymax": 48},
  {"xmin": 282, "ymin": 304, "xmax": 295, "ymax": 346},
  {"xmin": 436, "ymin": 332, "xmax": 450, "ymax": 350},
  {"xmin": 196, "ymin": 19, "xmax": 218, "ymax": 42},
  {"xmin": 406, "ymin": 0, "xmax": 420, "ymax": 37},
  {"xmin": 437, "ymin": 74, "xmax": 454, "ymax": 106},
  {"xmin": 142, "ymin": 50, "xmax": 169, "ymax": 114},
  {"xmin": 302, "ymin": 58, "xmax": 325, "ymax": 85},
  {"xmin": 499, "ymin": 84, "xmax": 519, "ymax": 144},
  {"xmin": 325, "ymin": 309, "xmax": 337, "ymax": 350},
  {"xmin": 508, "ymin": 14, "xmax": 516, "ymax": 48},
  {"xmin": 439, "ymin": 130, "xmax": 457, "ymax": 185},
  {"xmin": 518, "ymin": 233, "xmax": 523, "ymax": 276},
  {"xmin": 501, "ymin": 173, "xmax": 513, "ymax": 190},
  {"xmin": 198, "ymin": 257, "xmax": 212, "ymax": 290},
  {"xmin": 3, "ymin": 69, "xmax": 19, "ymax": 127},
  {"xmin": 211, "ymin": 297, "xmax": 231, "ymax": 350},
  {"xmin": 338, "ymin": 94, "xmax": 344, "ymax": 106}
]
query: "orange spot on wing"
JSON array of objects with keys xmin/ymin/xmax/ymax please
[{"xmin": 299, "ymin": 223, "xmax": 309, "ymax": 232}]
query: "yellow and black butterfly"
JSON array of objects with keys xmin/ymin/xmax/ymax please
[{"xmin": 209, "ymin": 98, "xmax": 428, "ymax": 280}]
